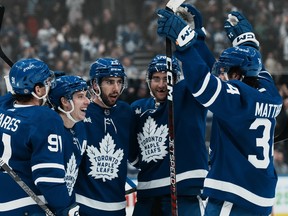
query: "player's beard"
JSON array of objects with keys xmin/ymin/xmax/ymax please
[
  {"xmin": 100, "ymin": 92, "xmax": 118, "ymax": 107},
  {"xmin": 152, "ymin": 89, "xmax": 167, "ymax": 103}
]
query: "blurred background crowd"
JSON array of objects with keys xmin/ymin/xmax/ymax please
[{"xmin": 0, "ymin": 0, "xmax": 287, "ymax": 174}]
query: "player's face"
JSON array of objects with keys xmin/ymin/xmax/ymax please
[
  {"xmin": 218, "ymin": 72, "xmax": 229, "ymax": 81},
  {"xmin": 150, "ymin": 72, "xmax": 167, "ymax": 103},
  {"xmin": 99, "ymin": 77, "xmax": 124, "ymax": 106},
  {"xmin": 71, "ymin": 90, "xmax": 90, "ymax": 121}
]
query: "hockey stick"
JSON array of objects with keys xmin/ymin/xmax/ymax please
[
  {"xmin": 0, "ymin": 5, "xmax": 14, "ymax": 67},
  {"xmin": 125, "ymin": 177, "xmax": 137, "ymax": 195},
  {"xmin": 165, "ymin": 0, "xmax": 185, "ymax": 215},
  {"xmin": 0, "ymin": 158, "xmax": 55, "ymax": 216},
  {"xmin": 125, "ymin": 187, "xmax": 137, "ymax": 195},
  {"xmin": 0, "ymin": 5, "xmax": 14, "ymax": 93},
  {"xmin": 0, "ymin": 5, "xmax": 55, "ymax": 216}
]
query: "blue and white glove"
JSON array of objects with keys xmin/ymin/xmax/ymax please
[
  {"xmin": 59, "ymin": 203, "xmax": 80, "ymax": 216},
  {"xmin": 176, "ymin": 4, "xmax": 206, "ymax": 40},
  {"xmin": 224, "ymin": 11, "xmax": 259, "ymax": 49},
  {"xmin": 157, "ymin": 8, "xmax": 197, "ymax": 51}
]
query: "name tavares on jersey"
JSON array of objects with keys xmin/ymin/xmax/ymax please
[
  {"xmin": 254, "ymin": 102, "xmax": 282, "ymax": 118},
  {"xmin": 0, "ymin": 113, "xmax": 20, "ymax": 132}
]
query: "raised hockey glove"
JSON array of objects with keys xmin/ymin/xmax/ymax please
[
  {"xmin": 224, "ymin": 11, "xmax": 259, "ymax": 49},
  {"xmin": 176, "ymin": 4, "xmax": 206, "ymax": 40},
  {"xmin": 157, "ymin": 8, "xmax": 197, "ymax": 51}
]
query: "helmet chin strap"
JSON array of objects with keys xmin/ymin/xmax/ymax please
[
  {"xmin": 57, "ymin": 100, "xmax": 79, "ymax": 123},
  {"xmin": 147, "ymin": 81, "xmax": 156, "ymax": 99},
  {"xmin": 93, "ymin": 84, "xmax": 111, "ymax": 109},
  {"xmin": 32, "ymin": 84, "xmax": 50, "ymax": 106}
]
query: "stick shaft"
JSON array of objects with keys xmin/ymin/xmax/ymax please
[
  {"xmin": 164, "ymin": 1, "xmax": 186, "ymax": 213},
  {"xmin": 126, "ymin": 177, "xmax": 137, "ymax": 195},
  {"xmin": 166, "ymin": 37, "xmax": 178, "ymax": 216},
  {"xmin": 0, "ymin": 5, "xmax": 14, "ymax": 67},
  {"xmin": 0, "ymin": 158, "xmax": 55, "ymax": 216}
]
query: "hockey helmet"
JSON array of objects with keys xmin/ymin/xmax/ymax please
[
  {"xmin": 147, "ymin": 55, "xmax": 181, "ymax": 82},
  {"xmin": 212, "ymin": 46, "xmax": 262, "ymax": 77},
  {"xmin": 89, "ymin": 57, "xmax": 127, "ymax": 88},
  {"xmin": 48, "ymin": 75, "xmax": 88, "ymax": 109},
  {"xmin": 9, "ymin": 58, "xmax": 54, "ymax": 95}
]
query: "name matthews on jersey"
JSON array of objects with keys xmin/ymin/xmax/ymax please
[
  {"xmin": 254, "ymin": 102, "xmax": 282, "ymax": 118},
  {"xmin": 0, "ymin": 113, "xmax": 20, "ymax": 132}
]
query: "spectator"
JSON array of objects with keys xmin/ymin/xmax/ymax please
[
  {"xmin": 117, "ymin": 21, "xmax": 143, "ymax": 55},
  {"xmin": 265, "ymin": 51, "xmax": 284, "ymax": 83},
  {"xmin": 274, "ymin": 145, "xmax": 288, "ymax": 175}
]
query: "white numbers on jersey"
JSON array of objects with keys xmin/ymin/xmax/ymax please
[
  {"xmin": 48, "ymin": 134, "xmax": 63, "ymax": 152},
  {"xmin": 248, "ymin": 118, "xmax": 271, "ymax": 169},
  {"xmin": 1, "ymin": 133, "xmax": 12, "ymax": 166},
  {"xmin": 1, "ymin": 133, "xmax": 63, "ymax": 166},
  {"xmin": 226, "ymin": 83, "xmax": 240, "ymax": 95}
]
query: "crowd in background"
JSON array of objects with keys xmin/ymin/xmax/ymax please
[{"xmin": 0, "ymin": 0, "xmax": 287, "ymax": 173}]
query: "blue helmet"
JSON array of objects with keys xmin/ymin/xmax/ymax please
[
  {"xmin": 212, "ymin": 46, "xmax": 262, "ymax": 77},
  {"xmin": 48, "ymin": 75, "xmax": 88, "ymax": 109},
  {"xmin": 9, "ymin": 58, "xmax": 54, "ymax": 95},
  {"xmin": 147, "ymin": 55, "xmax": 181, "ymax": 81},
  {"xmin": 89, "ymin": 58, "xmax": 127, "ymax": 86}
]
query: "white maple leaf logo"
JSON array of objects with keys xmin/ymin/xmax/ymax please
[
  {"xmin": 135, "ymin": 107, "xmax": 141, "ymax": 114},
  {"xmin": 87, "ymin": 133, "xmax": 123, "ymax": 182},
  {"xmin": 138, "ymin": 116, "xmax": 168, "ymax": 163},
  {"xmin": 65, "ymin": 153, "xmax": 78, "ymax": 196}
]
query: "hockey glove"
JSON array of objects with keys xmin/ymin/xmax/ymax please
[
  {"xmin": 157, "ymin": 8, "xmax": 197, "ymax": 51},
  {"xmin": 59, "ymin": 203, "xmax": 80, "ymax": 216},
  {"xmin": 176, "ymin": 4, "xmax": 206, "ymax": 40},
  {"xmin": 224, "ymin": 11, "xmax": 259, "ymax": 48}
]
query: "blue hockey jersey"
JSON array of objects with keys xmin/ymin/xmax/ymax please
[
  {"xmin": 75, "ymin": 100, "xmax": 133, "ymax": 216},
  {"xmin": 0, "ymin": 92, "xmax": 14, "ymax": 109},
  {"xmin": 129, "ymin": 79, "xmax": 209, "ymax": 198},
  {"xmin": 0, "ymin": 105, "xmax": 73, "ymax": 215},
  {"xmin": 62, "ymin": 122, "xmax": 87, "ymax": 201},
  {"xmin": 175, "ymin": 46, "xmax": 283, "ymax": 215}
]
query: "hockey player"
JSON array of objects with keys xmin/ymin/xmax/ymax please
[
  {"xmin": 156, "ymin": 7, "xmax": 282, "ymax": 216},
  {"xmin": 75, "ymin": 57, "xmax": 134, "ymax": 216},
  {"xmin": 0, "ymin": 58, "xmax": 79, "ymax": 215},
  {"xmin": 48, "ymin": 75, "xmax": 90, "ymax": 202},
  {"xmin": 129, "ymin": 55, "xmax": 208, "ymax": 216},
  {"xmin": 129, "ymin": 5, "xmax": 216, "ymax": 215}
]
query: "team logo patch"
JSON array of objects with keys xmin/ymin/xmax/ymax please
[
  {"xmin": 65, "ymin": 153, "xmax": 78, "ymax": 196},
  {"xmin": 87, "ymin": 133, "xmax": 123, "ymax": 181},
  {"xmin": 138, "ymin": 116, "xmax": 168, "ymax": 163}
]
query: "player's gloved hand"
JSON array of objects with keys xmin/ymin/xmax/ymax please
[
  {"xmin": 224, "ymin": 11, "xmax": 259, "ymax": 49},
  {"xmin": 59, "ymin": 203, "xmax": 80, "ymax": 216},
  {"xmin": 157, "ymin": 8, "xmax": 197, "ymax": 51},
  {"xmin": 176, "ymin": 4, "xmax": 206, "ymax": 40}
]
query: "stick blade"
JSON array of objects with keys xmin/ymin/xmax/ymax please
[{"xmin": 166, "ymin": 0, "xmax": 185, "ymax": 12}]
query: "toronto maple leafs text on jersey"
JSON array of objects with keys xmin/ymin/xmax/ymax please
[
  {"xmin": 75, "ymin": 101, "xmax": 133, "ymax": 216},
  {"xmin": 129, "ymin": 81, "xmax": 209, "ymax": 198}
]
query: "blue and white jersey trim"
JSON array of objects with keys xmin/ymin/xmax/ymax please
[
  {"xmin": 76, "ymin": 194, "xmax": 126, "ymax": 211},
  {"xmin": 0, "ymin": 195, "xmax": 46, "ymax": 211},
  {"xmin": 193, "ymin": 73, "xmax": 211, "ymax": 97},
  {"xmin": 31, "ymin": 163, "xmax": 65, "ymax": 171},
  {"xmin": 192, "ymin": 73, "xmax": 222, "ymax": 107},
  {"xmin": 204, "ymin": 178, "xmax": 275, "ymax": 207},
  {"xmin": 35, "ymin": 177, "xmax": 66, "ymax": 185},
  {"xmin": 137, "ymin": 169, "xmax": 208, "ymax": 190}
]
